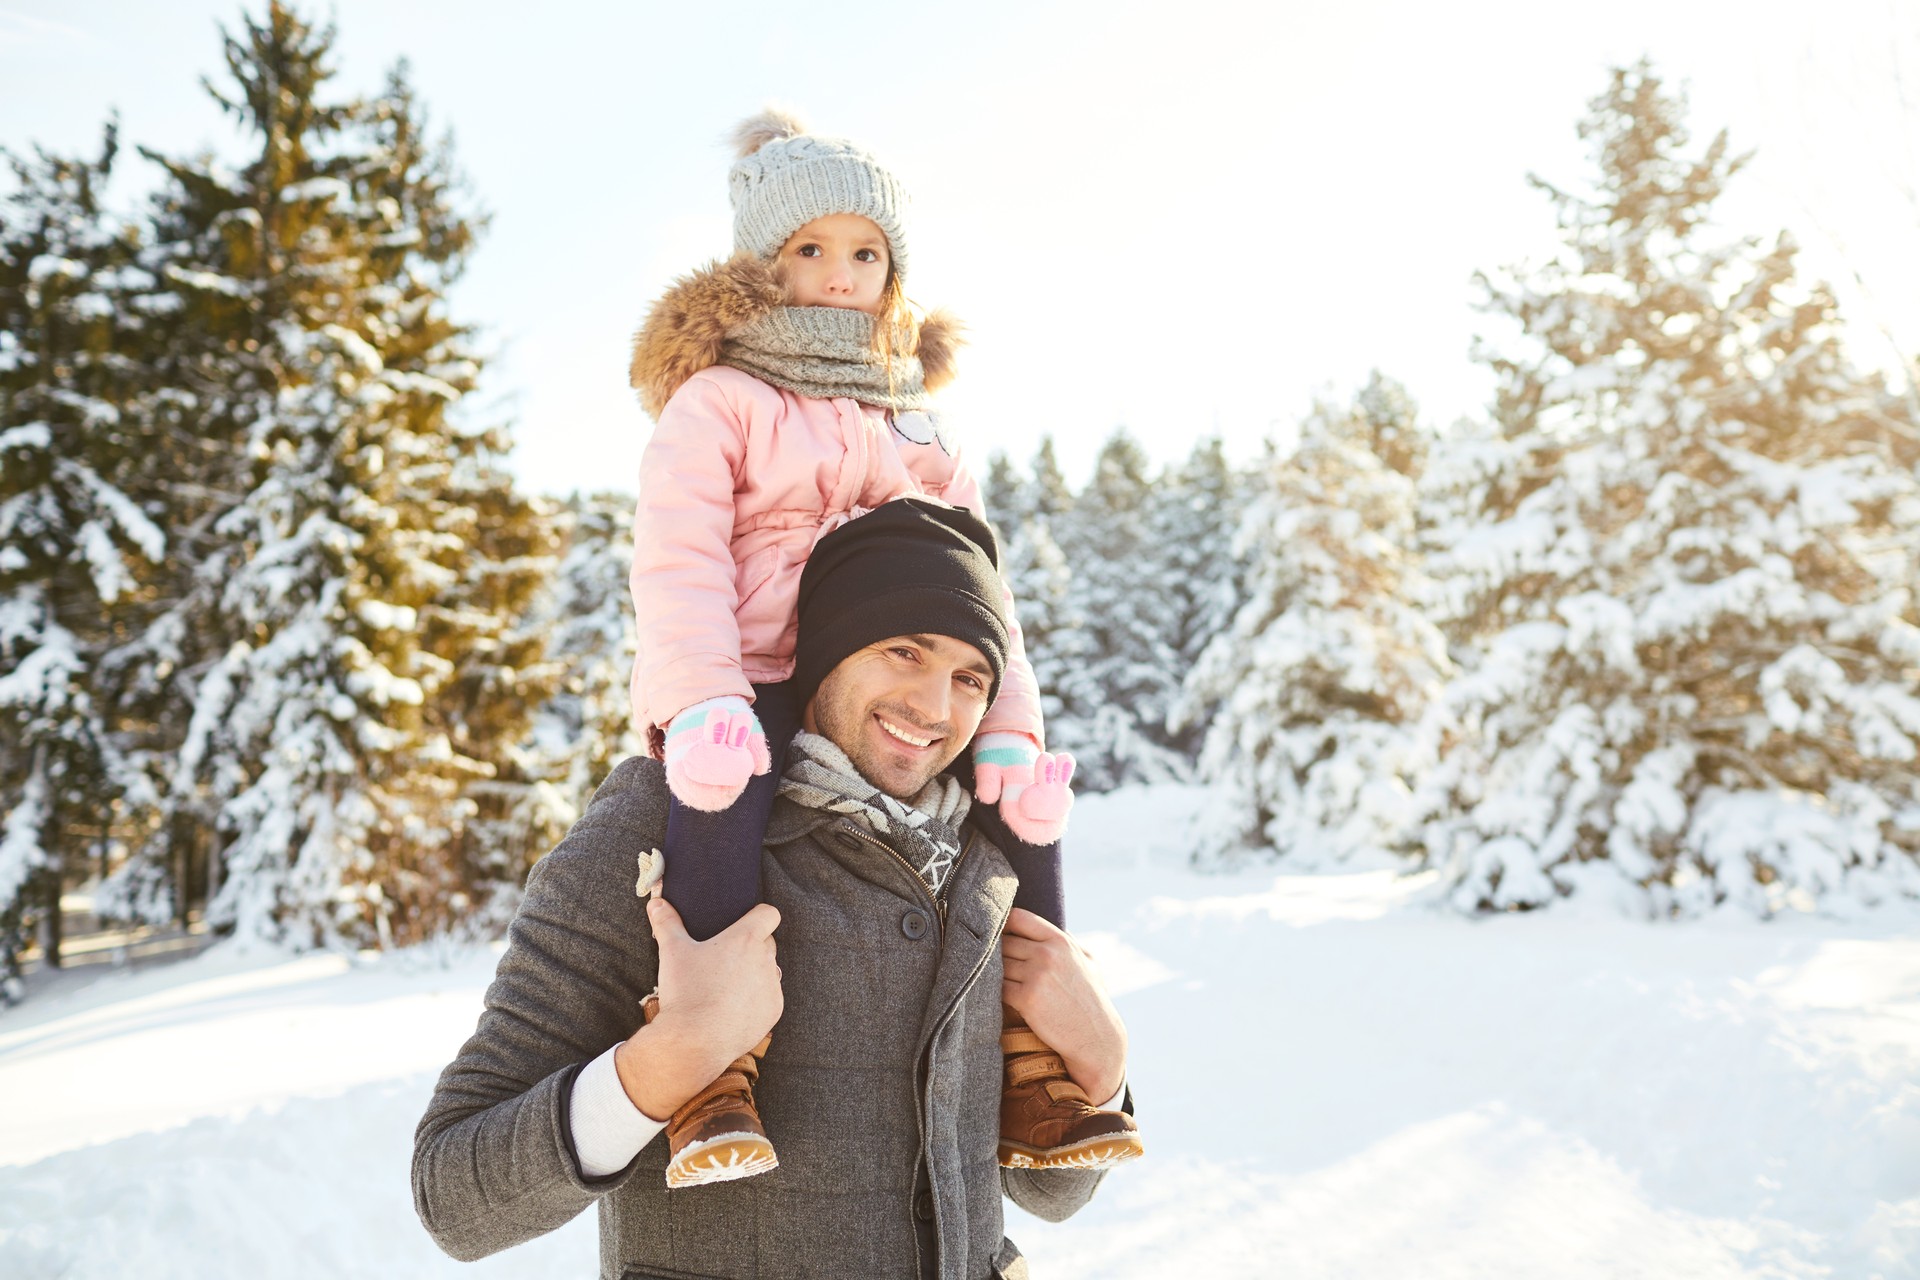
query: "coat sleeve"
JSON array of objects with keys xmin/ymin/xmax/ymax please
[
  {"xmin": 629, "ymin": 371, "xmax": 756, "ymax": 754},
  {"xmin": 941, "ymin": 451, "xmax": 1046, "ymax": 747},
  {"xmin": 411, "ymin": 757, "xmax": 667, "ymax": 1261}
]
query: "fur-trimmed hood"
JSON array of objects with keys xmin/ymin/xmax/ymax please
[{"xmin": 628, "ymin": 255, "xmax": 963, "ymax": 419}]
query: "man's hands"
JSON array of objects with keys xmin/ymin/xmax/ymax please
[
  {"xmin": 613, "ymin": 893, "xmax": 783, "ymax": 1122},
  {"xmin": 612, "ymin": 899, "xmax": 1124, "ymax": 1122},
  {"xmin": 1000, "ymin": 908, "xmax": 1128, "ymax": 1104}
]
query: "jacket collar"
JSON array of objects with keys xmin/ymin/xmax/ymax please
[{"xmin": 627, "ymin": 253, "xmax": 964, "ymax": 418}]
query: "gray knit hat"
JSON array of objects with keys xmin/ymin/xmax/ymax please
[{"xmin": 728, "ymin": 108, "xmax": 911, "ymax": 281}]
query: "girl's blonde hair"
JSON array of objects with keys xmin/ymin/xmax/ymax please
[{"xmin": 870, "ymin": 267, "xmax": 917, "ymax": 393}]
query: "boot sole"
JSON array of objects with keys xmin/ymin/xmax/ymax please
[
  {"xmin": 998, "ymin": 1133, "xmax": 1144, "ymax": 1170},
  {"xmin": 665, "ymin": 1133, "xmax": 780, "ymax": 1188}
]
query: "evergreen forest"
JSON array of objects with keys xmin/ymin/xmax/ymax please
[{"xmin": 4, "ymin": 3, "xmax": 1917, "ymax": 997}]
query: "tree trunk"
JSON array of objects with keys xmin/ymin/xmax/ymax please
[
  {"xmin": 175, "ymin": 815, "xmax": 192, "ymax": 929},
  {"xmin": 43, "ymin": 873, "xmax": 62, "ymax": 970}
]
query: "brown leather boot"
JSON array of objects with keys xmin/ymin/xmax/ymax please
[
  {"xmin": 641, "ymin": 992, "xmax": 779, "ymax": 1188},
  {"xmin": 998, "ymin": 1005, "xmax": 1143, "ymax": 1170}
]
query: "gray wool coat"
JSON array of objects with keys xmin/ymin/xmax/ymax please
[{"xmin": 412, "ymin": 756, "xmax": 1119, "ymax": 1279}]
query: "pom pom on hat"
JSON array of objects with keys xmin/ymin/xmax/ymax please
[
  {"xmin": 726, "ymin": 106, "xmax": 912, "ymax": 280},
  {"xmin": 730, "ymin": 107, "xmax": 806, "ymax": 159}
]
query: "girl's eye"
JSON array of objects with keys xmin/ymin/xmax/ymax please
[
  {"xmin": 796, "ymin": 244, "xmax": 821, "ymax": 257},
  {"xmin": 855, "ymin": 248, "xmax": 880, "ymax": 263}
]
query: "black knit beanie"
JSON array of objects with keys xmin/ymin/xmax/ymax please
[{"xmin": 792, "ymin": 498, "xmax": 1010, "ymax": 710}]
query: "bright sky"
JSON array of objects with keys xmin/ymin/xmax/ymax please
[{"xmin": 3, "ymin": 1, "xmax": 1915, "ymax": 497}]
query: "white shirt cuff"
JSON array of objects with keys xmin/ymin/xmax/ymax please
[{"xmin": 569, "ymin": 1043, "xmax": 668, "ymax": 1179}]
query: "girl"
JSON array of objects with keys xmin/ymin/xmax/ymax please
[{"xmin": 624, "ymin": 110, "xmax": 1140, "ymax": 1187}]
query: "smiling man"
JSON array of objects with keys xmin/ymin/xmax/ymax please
[{"xmin": 413, "ymin": 498, "xmax": 1135, "ymax": 1279}]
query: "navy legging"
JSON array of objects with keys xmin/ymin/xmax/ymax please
[{"xmin": 663, "ymin": 681, "xmax": 1066, "ymax": 939}]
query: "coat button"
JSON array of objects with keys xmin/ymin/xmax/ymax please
[
  {"xmin": 901, "ymin": 908, "xmax": 930, "ymax": 940},
  {"xmin": 915, "ymin": 1189, "xmax": 935, "ymax": 1221}
]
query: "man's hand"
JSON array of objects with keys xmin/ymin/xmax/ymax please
[
  {"xmin": 613, "ymin": 894, "xmax": 783, "ymax": 1121},
  {"xmin": 1000, "ymin": 908, "xmax": 1127, "ymax": 1104}
]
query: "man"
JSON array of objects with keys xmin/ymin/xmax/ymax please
[{"xmin": 413, "ymin": 499, "xmax": 1137, "ymax": 1279}]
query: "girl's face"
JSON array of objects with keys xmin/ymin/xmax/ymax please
[{"xmin": 777, "ymin": 214, "xmax": 890, "ymax": 314}]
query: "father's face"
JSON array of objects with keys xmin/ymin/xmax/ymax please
[{"xmin": 803, "ymin": 633, "xmax": 994, "ymax": 799}]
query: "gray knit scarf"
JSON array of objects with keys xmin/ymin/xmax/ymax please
[
  {"xmin": 720, "ymin": 306, "xmax": 931, "ymax": 412},
  {"xmin": 776, "ymin": 731, "xmax": 970, "ymax": 894}
]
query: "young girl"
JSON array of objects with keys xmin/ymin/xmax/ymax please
[{"xmin": 625, "ymin": 110, "xmax": 1141, "ymax": 1187}]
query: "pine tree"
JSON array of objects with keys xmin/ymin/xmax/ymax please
[
  {"xmin": 1047, "ymin": 428, "xmax": 1187, "ymax": 789},
  {"xmin": 1027, "ymin": 435, "xmax": 1074, "ymax": 522},
  {"xmin": 1186, "ymin": 380, "xmax": 1448, "ymax": 863},
  {"xmin": 352, "ymin": 65, "xmax": 565, "ymax": 942},
  {"xmin": 986, "ymin": 436, "xmax": 1082, "ymax": 740},
  {"xmin": 90, "ymin": 58, "xmax": 296, "ymax": 931},
  {"xmin": 982, "ymin": 450, "xmax": 1026, "ymax": 527},
  {"xmin": 1155, "ymin": 435, "xmax": 1246, "ymax": 760},
  {"xmin": 527, "ymin": 492, "xmax": 645, "ymax": 819},
  {"xmin": 104, "ymin": 3, "xmax": 551, "ymax": 947},
  {"xmin": 0, "ymin": 124, "xmax": 165, "ymax": 986},
  {"xmin": 1419, "ymin": 62, "xmax": 1920, "ymax": 915}
]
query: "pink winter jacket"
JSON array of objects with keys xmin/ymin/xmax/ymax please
[{"xmin": 628, "ymin": 364, "xmax": 1045, "ymax": 757}]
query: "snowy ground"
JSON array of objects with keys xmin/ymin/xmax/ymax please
[{"xmin": 2, "ymin": 784, "xmax": 1916, "ymax": 1279}]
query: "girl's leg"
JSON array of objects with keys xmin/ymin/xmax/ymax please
[
  {"xmin": 663, "ymin": 681, "xmax": 802, "ymax": 941},
  {"xmin": 959, "ymin": 753, "xmax": 1137, "ymax": 1168},
  {"xmin": 947, "ymin": 753, "xmax": 1065, "ymax": 927}
]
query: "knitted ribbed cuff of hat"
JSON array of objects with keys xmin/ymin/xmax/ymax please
[
  {"xmin": 791, "ymin": 582, "xmax": 1007, "ymax": 713},
  {"xmin": 728, "ymin": 109, "xmax": 912, "ymax": 279},
  {"xmin": 790, "ymin": 499, "xmax": 1010, "ymax": 712}
]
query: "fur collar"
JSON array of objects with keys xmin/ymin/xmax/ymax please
[{"xmin": 628, "ymin": 254, "xmax": 963, "ymax": 419}]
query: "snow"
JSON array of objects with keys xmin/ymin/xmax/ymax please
[
  {"xmin": 0, "ymin": 423, "xmax": 51, "ymax": 451},
  {"xmin": 25, "ymin": 255, "xmax": 84, "ymax": 286},
  {"xmin": 3, "ymin": 782, "xmax": 1915, "ymax": 1279},
  {"xmin": 62, "ymin": 458, "xmax": 166, "ymax": 564},
  {"xmin": 160, "ymin": 265, "xmax": 253, "ymax": 298},
  {"xmin": 279, "ymin": 177, "xmax": 352, "ymax": 205},
  {"xmin": 0, "ymin": 771, "xmax": 49, "ymax": 910}
]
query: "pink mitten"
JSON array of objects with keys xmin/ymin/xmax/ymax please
[
  {"xmin": 663, "ymin": 695, "xmax": 771, "ymax": 812},
  {"xmin": 971, "ymin": 731, "xmax": 1075, "ymax": 846}
]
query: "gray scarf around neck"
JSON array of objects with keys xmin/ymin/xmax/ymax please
[
  {"xmin": 776, "ymin": 731, "xmax": 970, "ymax": 895},
  {"xmin": 720, "ymin": 306, "xmax": 931, "ymax": 411}
]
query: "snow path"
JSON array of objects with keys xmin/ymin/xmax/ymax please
[{"xmin": 2, "ymin": 784, "xmax": 1916, "ymax": 1278}]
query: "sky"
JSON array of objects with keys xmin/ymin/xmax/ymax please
[{"xmin": 2, "ymin": 0, "xmax": 1916, "ymax": 497}]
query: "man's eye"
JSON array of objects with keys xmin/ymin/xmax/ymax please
[
  {"xmin": 889, "ymin": 646, "xmax": 917, "ymax": 661},
  {"xmin": 958, "ymin": 674, "xmax": 983, "ymax": 692}
]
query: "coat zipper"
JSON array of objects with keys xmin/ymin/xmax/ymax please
[
  {"xmin": 843, "ymin": 824, "xmax": 975, "ymax": 923},
  {"xmin": 841, "ymin": 820, "xmax": 985, "ymax": 1280}
]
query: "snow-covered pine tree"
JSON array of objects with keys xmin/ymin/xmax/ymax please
[
  {"xmin": 1185, "ymin": 378, "xmax": 1448, "ymax": 863},
  {"xmin": 423, "ymin": 448, "xmax": 568, "ymax": 937},
  {"xmin": 1026, "ymin": 435, "xmax": 1074, "ymax": 523},
  {"xmin": 982, "ymin": 450, "xmax": 1026, "ymax": 527},
  {"xmin": 355, "ymin": 66, "xmax": 566, "ymax": 940},
  {"xmin": 1418, "ymin": 62, "xmax": 1920, "ymax": 916},
  {"xmin": 1153, "ymin": 435, "xmax": 1246, "ymax": 761},
  {"xmin": 1047, "ymin": 428, "xmax": 1187, "ymax": 790},
  {"xmin": 0, "ymin": 125, "xmax": 165, "ymax": 987},
  {"xmin": 133, "ymin": 4, "xmax": 548, "ymax": 947},
  {"xmin": 526, "ymin": 492, "xmax": 644, "ymax": 820},
  {"xmin": 91, "ymin": 71, "xmax": 295, "ymax": 931},
  {"xmin": 984, "ymin": 438, "xmax": 1080, "ymax": 737}
]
